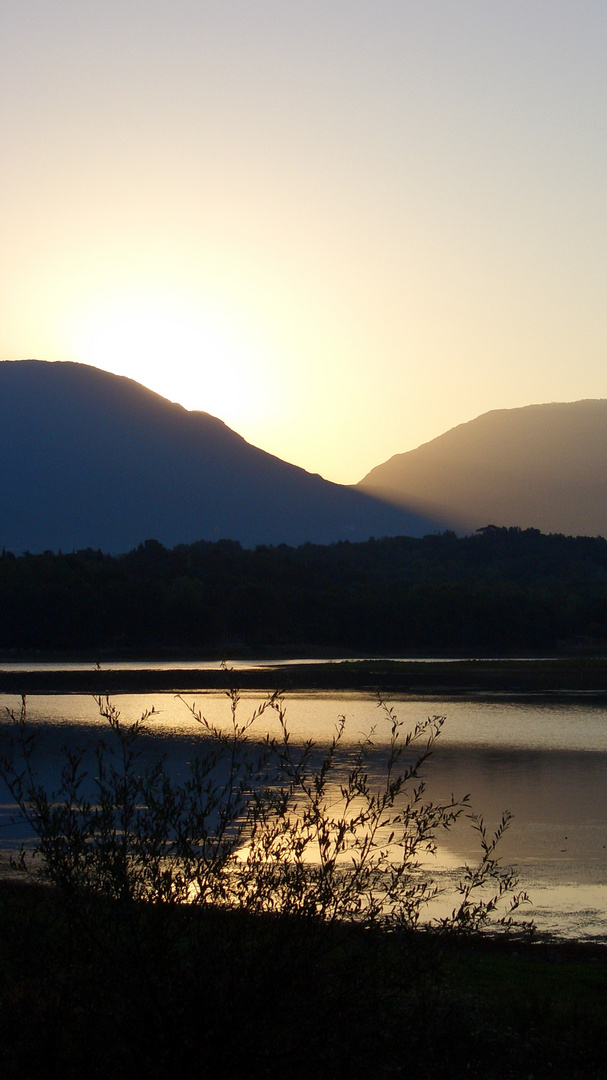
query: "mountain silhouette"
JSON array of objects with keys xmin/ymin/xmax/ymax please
[
  {"xmin": 0, "ymin": 360, "xmax": 439, "ymax": 553},
  {"xmin": 358, "ymin": 400, "xmax": 607, "ymax": 537}
]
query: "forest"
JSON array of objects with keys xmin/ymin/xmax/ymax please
[{"xmin": 2, "ymin": 525, "xmax": 607, "ymax": 655}]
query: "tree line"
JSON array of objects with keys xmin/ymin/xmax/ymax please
[{"xmin": 2, "ymin": 525, "xmax": 607, "ymax": 654}]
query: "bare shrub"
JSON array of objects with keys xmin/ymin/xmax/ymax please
[{"xmin": 0, "ymin": 687, "xmax": 530, "ymax": 931}]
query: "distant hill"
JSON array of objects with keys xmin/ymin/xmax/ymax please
[
  {"xmin": 357, "ymin": 400, "xmax": 607, "ymax": 537},
  {"xmin": 0, "ymin": 360, "xmax": 438, "ymax": 553}
]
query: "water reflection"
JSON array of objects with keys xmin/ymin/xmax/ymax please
[{"xmin": 1, "ymin": 690, "xmax": 606, "ymax": 939}]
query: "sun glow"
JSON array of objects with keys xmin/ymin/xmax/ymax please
[{"xmin": 68, "ymin": 294, "xmax": 272, "ymax": 425}]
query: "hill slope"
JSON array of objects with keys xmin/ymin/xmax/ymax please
[
  {"xmin": 0, "ymin": 360, "xmax": 438, "ymax": 552},
  {"xmin": 358, "ymin": 400, "xmax": 607, "ymax": 537}
]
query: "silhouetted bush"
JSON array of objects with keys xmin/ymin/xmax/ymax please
[{"xmin": 0, "ymin": 689, "xmax": 528, "ymax": 932}]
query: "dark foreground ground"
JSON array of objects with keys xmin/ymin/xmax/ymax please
[
  {"xmin": 3, "ymin": 657, "xmax": 607, "ymax": 697},
  {"xmin": 1, "ymin": 878, "xmax": 607, "ymax": 1080}
]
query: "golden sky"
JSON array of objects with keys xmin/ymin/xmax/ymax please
[{"xmin": 2, "ymin": 1, "xmax": 607, "ymax": 483}]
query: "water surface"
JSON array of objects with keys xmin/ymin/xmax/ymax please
[{"xmin": 1, "ymin": 689, "xmax": 605, "ymax": 940}]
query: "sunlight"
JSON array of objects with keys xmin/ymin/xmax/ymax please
[{"xmin": 69, "ymin": 294, "xmax": 271, "ymax": 425}]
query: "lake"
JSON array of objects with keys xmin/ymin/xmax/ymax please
[{"xmin": 1, "ymin": 683, "xmax": 606, "ymax": 941}]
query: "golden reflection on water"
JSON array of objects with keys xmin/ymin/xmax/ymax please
[{"xmin": 1, "ymin": 691, "xmax": 607, "ymax": 938}]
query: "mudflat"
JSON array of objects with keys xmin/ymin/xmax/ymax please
[{"xmin": 2, "ymin": 657, "xmax": 607, "ymax": 696}]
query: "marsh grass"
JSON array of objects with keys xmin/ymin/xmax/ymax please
[{"xmin": 0, "ymin": 875, "xmax": 606, "ymax": 1080}]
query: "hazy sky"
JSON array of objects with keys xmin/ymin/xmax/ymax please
[{"xmin": 3, "ymin": 1, "xmax": 607, "ymax": 483}]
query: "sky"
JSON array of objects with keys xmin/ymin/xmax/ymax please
[{"xmin": 2, "ymin": 1, "xmax": 607, "ymax": 485}]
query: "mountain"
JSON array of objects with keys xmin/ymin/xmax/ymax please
[
  {"xmin": 357, "ymin": 400, "xmax": 607, "ymax": 537},
  {"xmin": 0, "ymin": 360, "xmax": 438, "ymax": 553}
]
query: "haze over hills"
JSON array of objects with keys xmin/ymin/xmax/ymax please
[
  {"xmin": 358, "ymin": 400, "xmax": 607, "ymax": 538},
  {"xmin": 0, "ymin": 360, "xmax": 439, "ymax": 553}
]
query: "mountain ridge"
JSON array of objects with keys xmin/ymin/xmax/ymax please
[
  {"xmin": 0, "ymin": 359, "xmax": 438, "ymax": 553},
  {"xmin": 358, "ymin": 399, "xmax": 607, "ymax": 537}
]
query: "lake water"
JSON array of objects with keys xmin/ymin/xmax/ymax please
[{"xmin": 1, "ymin": 685, "xmax": 606, "ymax": 941}]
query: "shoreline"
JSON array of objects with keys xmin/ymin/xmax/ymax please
[{"xmin": 2, "ymin": 657, "xmax": 607, "ymax": 696}]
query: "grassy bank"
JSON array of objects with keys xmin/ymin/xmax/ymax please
[
  {"xmin": 2, "ymin": 656, "xmax": 607, "ymax": 696},
  {"xmin": 1, "ymin": 878, "xmax": 606, "ymax": 1080}
]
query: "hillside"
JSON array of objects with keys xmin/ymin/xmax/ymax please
[
  {"xmin": 358, "ymin": 400, "xmax": 607, "ymax": 537},
  {"xmin": 0, "ymin": 360, "xmax": 437, "ymax": 553}
]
